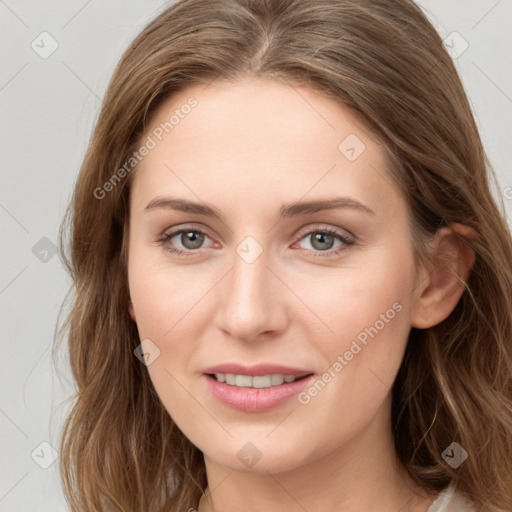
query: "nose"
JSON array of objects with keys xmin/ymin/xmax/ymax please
[{"xmin": 214, "ymin": 243, "xmax": 289, "ymax": 343}]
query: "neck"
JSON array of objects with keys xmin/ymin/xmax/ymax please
[{"xmin": 197, "ymin": 397, "xmax": 436, "ymax": 512}]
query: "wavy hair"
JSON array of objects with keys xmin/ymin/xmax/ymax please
[{"xmin": 56, "ymin": 0, "xmax": 512, "ymax": 510}]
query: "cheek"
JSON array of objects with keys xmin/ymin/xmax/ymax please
[
  {"xmin": 299, "ymin": 249, "xmax": 415, "ymax": 354},
  {"xmin": 127, "ymin": 248, "xmax": 219, "ymax": 397},
  {"xmin": 128, "ymin": 261, "xmax": 211, "ymax": 427},
  {"xmin": 290, "ymin": 270, "xmax": 414, "ymax": 445},
  {"xmin": 297, "ymin": 251, "xmax": 416, "ymax": 418},
  {"xmin": 128, "ymin": 242, "xmax": 213, "ymax": 340},
  {"xmin": 128, "ymin": 275, "xmax": 210, "ymax": 395}
]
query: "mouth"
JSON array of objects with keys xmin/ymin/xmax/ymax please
[
  {"xmin": 203, "ymin": 370, "xmax": 316, "ymax": 412},
  {"xmin": 202, "ymin": 363, "xmax": 315, "ymax": 412},
  {"xmin": 207, "ymin": 372, "xmax": 313, "ymax": 389}
]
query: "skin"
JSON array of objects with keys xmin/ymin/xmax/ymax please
[{"xmin": 126, "ymin": 78, "xmax": 475, "ymax": 512}]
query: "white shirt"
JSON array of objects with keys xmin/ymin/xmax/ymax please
[{"xmin": 426, "ymin": 484, "xmax": 475, "ymax": 511}]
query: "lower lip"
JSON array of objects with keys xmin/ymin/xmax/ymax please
[{"xmin": 204, "ymin": 374, "xmax": 314, "ymax": 412}]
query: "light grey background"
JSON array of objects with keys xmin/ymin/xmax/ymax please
[{"xmin": 1, "ymin": 1, "xmax": 511, "ymax": 510}]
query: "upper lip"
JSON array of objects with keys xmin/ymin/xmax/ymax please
[{"xmin": 203, "ymin": 363, "xmax": 313, "ymax": 377}]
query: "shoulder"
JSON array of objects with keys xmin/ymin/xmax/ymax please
[{"xmin": 426, "ymin": 483, "xmax": 476, "ymax": 512}]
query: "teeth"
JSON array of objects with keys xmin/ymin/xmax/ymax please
[
  {"xmin": 235, "ymin": 375, "xmax": 252, "ymax": 387},
  {"xmin": 271, "ymin": 374, "xmax": 284, "ymax": 386},
  {"xmin": 213, "ymin": 373, "xmax": 301, "ymax": 388}
]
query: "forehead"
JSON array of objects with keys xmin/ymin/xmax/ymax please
[
  {"xmin": 142, "ymin": 77, "xmax": 379, "ymax": 157},
  {"xmin": 130, "ymin": 78, "xmax": 401, "ymax": 219}
]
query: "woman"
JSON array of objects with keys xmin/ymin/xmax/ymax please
[{"xmin": 57, "ymin": 0, "xmax": 512, "ymax": 510}]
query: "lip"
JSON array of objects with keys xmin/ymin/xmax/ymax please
[
  {"xmin": 202, "ymin": 363, "xmax": 315, "ymax": 413},
  {"xmin": 203, "ymin": 363, "xmax": 313, "ymax": 377}
]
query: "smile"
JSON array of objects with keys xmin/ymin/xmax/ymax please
[{"xmin": 212, "ymin": 373, "xmax": 308, "ymax": 388}]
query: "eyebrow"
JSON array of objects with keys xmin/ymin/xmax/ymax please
[{"xmin": 143, "ymin": 196, "xmax": 376, "ymax": 219}]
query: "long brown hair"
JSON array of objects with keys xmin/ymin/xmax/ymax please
[{"xmin": 56, "ymin": 0, "xmax": 512, "ymax": 510}]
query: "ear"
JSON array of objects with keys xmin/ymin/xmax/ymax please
[
  {"xmin": 128, "ymin": 299, "xmax": 136, "ymax": 322},
  {"xmin": 411, "ymin": 223, "xmax": 476, "ymax": 329}
]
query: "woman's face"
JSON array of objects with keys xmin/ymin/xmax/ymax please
[{"xmin": 127, "ymin": 78, "xmax": 421, "ymax": 474}]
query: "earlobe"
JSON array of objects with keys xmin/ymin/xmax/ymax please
[
  {"xmin": 411, "ymin": 224, "xmax": 476, "ymax": 329},
  {"xmin": 128, "ymin": 299, "xmax": 136, "ymax": 322}
]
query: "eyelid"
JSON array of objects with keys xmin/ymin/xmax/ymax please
[
  {"xmin": 159, "ymin": 223, "xmax": 354, "ymax": 241},
  {"xmin": 294, "ymin": 223, "xmax": 355, "ymax": 242},
  {"xmin": 160, "ymin": 225, "xmax": 216, "ymax": 248},
  {"xmin": 160, "ymin": 222, "xmax": 214, "ymax": 240},
  {"xmin": 158, "ymin": 222, "xmax": 355, "ymax": 256}
]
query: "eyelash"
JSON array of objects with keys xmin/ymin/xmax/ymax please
[{"xmin": 156, "ymin": 226, "xmax": 355, "ymax": 258}]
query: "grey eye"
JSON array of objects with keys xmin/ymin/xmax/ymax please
[
  {"xmin": 309, "ymin": 232, "xmax": 336, "ymax": 251},
  {"xmin": 298, "ymin": 231, "xmax": 345, "ymax": 252},
  {"xmin": 175, "ymin": 230, "xmax": 206, "ymax": 250}
]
